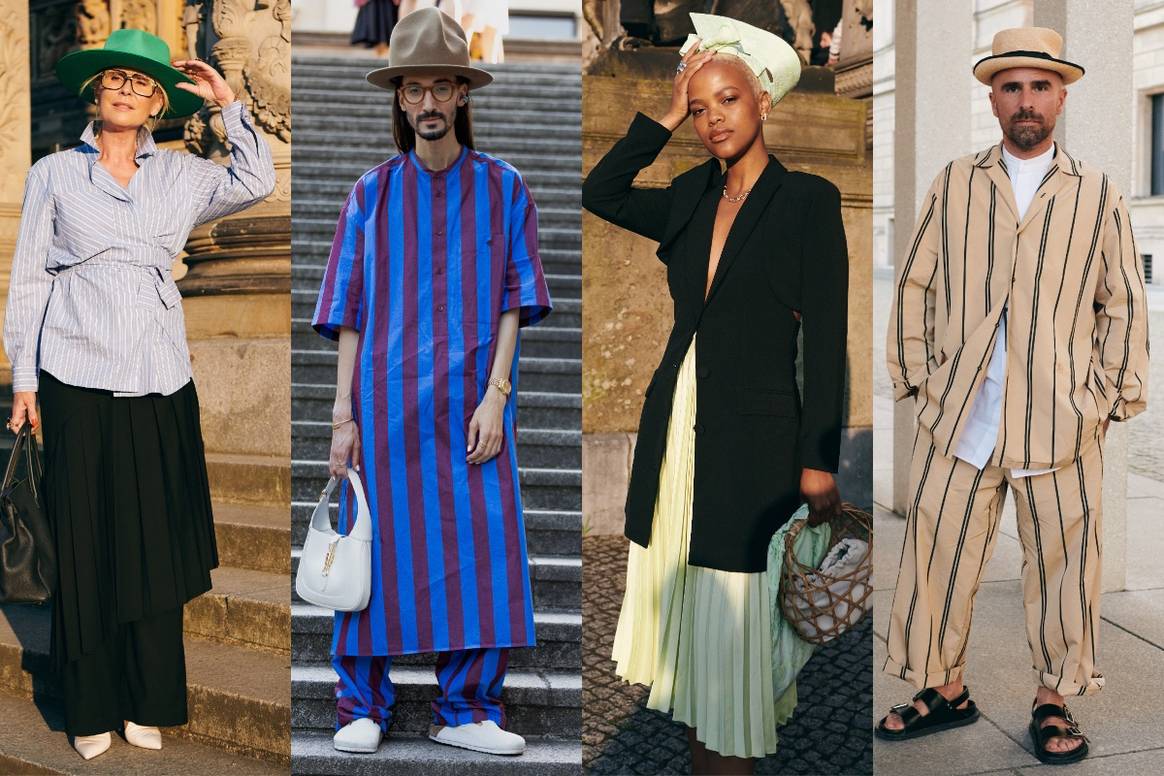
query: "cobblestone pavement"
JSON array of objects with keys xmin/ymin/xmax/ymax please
[
  {"xmin": 872, "ymin": 270, "xmax": 1164, "ymax": 482},
  {"xmin": 582, "ymin": 535, "xmax": 873, "ymax": 776}
]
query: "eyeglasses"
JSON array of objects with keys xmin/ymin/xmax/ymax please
[
  {"xmin": 100, "ymin": 69, "xmax": 159, "ymax": 98},
  {"xmin": 398, "ymin": 82, "xmax": 457, "ymax": 105}
]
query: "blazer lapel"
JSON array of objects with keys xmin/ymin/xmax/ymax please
[
  {"xmin": 656, "ymin": 158, "xmax": 720, "ymax": 258},
  {"xmin": 702, "ymin": 155, "xmax": 786, "ymax": 307}
]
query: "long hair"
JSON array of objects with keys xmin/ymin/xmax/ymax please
[{"xmin": 392, "ymin": 78, "xmax": 476, "ymax": 153}]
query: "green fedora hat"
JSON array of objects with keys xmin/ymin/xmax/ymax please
[{"xmin": 55, "ymin": 29, "xmax": 203, "ymax": 119}]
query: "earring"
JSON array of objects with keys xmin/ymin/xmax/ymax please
[{"xmin": 761, "ymin": 112, "xmax": 768, "ymax": 121}]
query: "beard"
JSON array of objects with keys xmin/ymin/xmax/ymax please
[
  {"xmin": 1004, "ymin": 109, "xmax": 1053, "ymax": 151},
  {"xmin": 412, "ymin": 110, "xmax": 451, "ymax": 141}
]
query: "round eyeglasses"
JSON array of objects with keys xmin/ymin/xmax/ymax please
[
  {"xmin": 100, "ymin": 69, "xmax": 160, "ymax": 98},
  {"xmin": 398, "ymin": 82, "xmax": 457, "ymax": 106}
]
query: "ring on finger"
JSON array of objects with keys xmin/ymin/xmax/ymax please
[{"xmin": 676, "ymin": 61, "xmax": 687, "ymax": 73}]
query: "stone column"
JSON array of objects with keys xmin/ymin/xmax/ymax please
[
  {"xmin": 180, "ymin": 0, "xmax": 292, "ymax": 506},
  {"xmin": 1034, "ymin": 0, "xmax": 1134, "ymax": 592},
  {"xmin": 890, "ymin": 0, "xmax": 972, "ymax": 515},
  {"xmin": 0, "ymin": 0, "xmax": 31, "ymax": 376}
]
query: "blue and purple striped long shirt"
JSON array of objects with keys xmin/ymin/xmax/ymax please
[{"xmin": 313, "ymin": 146, "xmax": 552, "ymax": 656}]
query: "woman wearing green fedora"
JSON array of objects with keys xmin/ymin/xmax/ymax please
[{"xmin": 3, "ymin": 28, "xmax": 275, "ymax": 760}]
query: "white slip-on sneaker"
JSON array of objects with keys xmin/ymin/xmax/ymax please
[
  {"xmin": 333, "ymin": 718, "xmax": 382, "ymax": 753},
  {"xmin": 429, "ymin": 720, "xmax": 525, "ymax": 756},
  {"xmin": 73, "ymin": 732, "xmax": 112, "ymax": 760},
  {"xmin": 124, "ymin": 721, "xmax": 162, "ymax": 750}
]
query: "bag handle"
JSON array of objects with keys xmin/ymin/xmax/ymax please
[
  {"xmin": 310, "ymin": 468, "xmax": 372, "ymax": 542},
  {"xmin": 1, "ymin": 424, "xmax": 30, "ymax": 492}
]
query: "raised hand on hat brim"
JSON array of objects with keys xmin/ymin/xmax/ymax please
[
  {"xmin": 659, "ymin": 41, "xmax": 715, "ymax": 132},
  {"xmin": 172, "ymin": 58, "xmax": 235, "ymax": 108}
]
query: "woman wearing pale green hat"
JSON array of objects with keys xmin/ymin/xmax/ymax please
[
  {"xmin": 583, "ymin": 12, "xmax": 850, "ymax": 773},
  {"xmin": 4, "ymin": 28, "xmax": 274, "ymax": 760}
]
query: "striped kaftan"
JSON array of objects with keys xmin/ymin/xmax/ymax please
[{"xmin": 312, "ymin": 146, "xmax": 552, "ymax": 656}]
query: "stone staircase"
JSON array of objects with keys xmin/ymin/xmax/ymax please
[
  {"xmin": 0, "ymin": 413, "xmax": 290, "ymax": 774},
  {"xmin": 289, "ymin": 54, "xmax": 582, "ymax": 774}
]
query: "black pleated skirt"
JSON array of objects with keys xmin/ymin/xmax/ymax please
[
  {"xmin": 38, "ymin": 371, "xmax": 218, "ymax": 667},
  {"xmin": 350, "ymin": 0, "xmax": 396, "ymax": 47}
]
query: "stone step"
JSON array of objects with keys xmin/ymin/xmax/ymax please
[
  {"xmin": 289, "ymin": 552, "xmax": 581, "ymax": 611},
  {"xmin": 289, "ymin": 319, "xmax": 580, "ymax": 361},
  {"xmin": 292, "ymin": 162, "xmax": 581, "ymax": 190},
  {"xmin": 290, "ymin": 288, "xmax": 581, "ymax": 327},
  {"xmin": 292, "ymin": 56, "xmax": 579, "ymax": 73},
  {"xmin": 292, "ymin": 422, "xmax": 581, "ymax": 469},
  {"xmin": 291, "ymin": 605, "xmax": 580, "ymax": 670},
  {"xmin": 291, "ymin": 664, "xmax": 580, "ymax": 737},
  {"xmin": 291, "ymin": 731, "xmax": 581, "ymax": 776},
  {"xmin": 289, "ymin": 460, "xmax": 582, "ymax": 512},
  {"xmin": 291, "ymin": 350, "xmax": 581, "ymax": 395},
  {"xmin": 288, "ymin": 500, "xmax": 581, "ymax": 556},
  {"xmin": 0, "ymin": 605, "xmax": 290, "ymax": 764},
  {"xmin": 0, "ymin": 692, "xmax": 285, "ymax": 775},
  {"xmin": 212, "ymin": 502, "xmax": 292, "ymax": 575},
  {"xmin": 184, "ymin": 566, "xmax": 290, "ymax": 655},
  {"xmin": 290, "ymin": 383, "xmax": 581, "ymax": 434},
  {"xmin": 205, "ymin": 452, "xmax": 289, "ymax": 509}
]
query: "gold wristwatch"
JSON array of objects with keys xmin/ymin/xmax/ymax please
[{"xmin": 488, "ymin": 377, "xmax": 512, "ymax": 397}]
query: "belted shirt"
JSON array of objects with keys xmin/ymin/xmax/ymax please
[{"xmin": 4, "ymin": 100, "xmax": 276, "ymax": 396}]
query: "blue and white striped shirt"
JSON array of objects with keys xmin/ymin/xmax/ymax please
[{"xmin": 4, "ymin": 100, "xmax": 275, "ymax": 396}]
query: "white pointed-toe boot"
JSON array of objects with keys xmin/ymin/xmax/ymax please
[
  {"xmin": 124, "ymin": 721, "xmax": 162, "ymax": 750},
  {"xmin": 333, "ymin": 718, "xmax": 382, "ymax": 753},
  {"xmin": 73, "ymin": 732, "xmax": 112, "ymax": 760},
  {"xmin": 430, "ymin": 720, "xmax": 525, "ymax": 755}
]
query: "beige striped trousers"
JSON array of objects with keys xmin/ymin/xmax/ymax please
[{"xmin": 885, "ymin": 425, "xmax": 1105, "ymax": 697}]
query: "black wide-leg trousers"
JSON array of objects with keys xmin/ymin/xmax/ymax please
[{"xmin": 38, "ymin": 371, "xmax": 218, "ymax": 737}]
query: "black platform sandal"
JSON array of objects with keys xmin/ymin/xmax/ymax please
[
  {"xmin": 875, "ymin": 686, "xmax": 980, "ymax": 741},
  {"xmin": 1029, "ymin": 702, "xmax": 1089, "ymax": 765}
]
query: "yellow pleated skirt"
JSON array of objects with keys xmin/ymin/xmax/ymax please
[{"xmin": 611, "ymin": 337, "xmax": 797, "ymax": 759}]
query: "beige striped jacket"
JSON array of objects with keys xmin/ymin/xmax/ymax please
[{"xmin": 888, "ymin": 142, "xmax": 1149, "ymax": 470}]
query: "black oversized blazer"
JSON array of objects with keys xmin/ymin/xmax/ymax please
[{"xmin": 581, "ymin": 113, "xmax": 849, "ymax": 572}]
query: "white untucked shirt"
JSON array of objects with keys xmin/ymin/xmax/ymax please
[{"xmin": 953, "ymin": 142, "xmax": 1058, "ymax": 477}]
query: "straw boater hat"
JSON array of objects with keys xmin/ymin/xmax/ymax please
[
  {"xmin": 366, "ymin": 7, "xmax": 493, "ymax": 92},
  {"xmin": 54, "ymin": 28, "xmax": 203, "ymax": 118},
  {"xmin": 973, "ymin": 27, "xmax": 1085, "ymax": 86},
  {"xmin": 678, "ymin": 12, "xmax": 802, "ymax": 106}
]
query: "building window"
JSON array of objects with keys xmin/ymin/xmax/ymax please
[{"xmin": 1153, "ymin": 94, "xmax": 1164, "ymax": 196}]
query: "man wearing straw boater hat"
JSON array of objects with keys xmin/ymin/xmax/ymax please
[
  {"xmin": 311, "ymin": 6, "xmax": 551, "ymax": 758},
  {"xmin": 878, "ymin": 27, "xmax": 1148, "ymax": 764}
]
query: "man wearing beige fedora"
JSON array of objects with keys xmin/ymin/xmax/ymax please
[
  {"xmin": 311, "ymin": 7, "xmax": 552, "ymax": 758},
  {"xmin": 876, "ymin": 27, "xmax": 1148, "ymax": 765}
]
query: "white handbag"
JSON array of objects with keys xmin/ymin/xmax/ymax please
[{"xmin": 295, "ymin": 469, "xmax": 372, "ymax": 612}]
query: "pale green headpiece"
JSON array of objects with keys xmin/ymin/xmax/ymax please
[{"xmin": 678, "ymin": 12, "xmax": 802, "ymax": 106}]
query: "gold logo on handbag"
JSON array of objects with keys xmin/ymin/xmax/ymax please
[{"xmin": 322, "ymin": 541, "xmax": 338, "ymax": 576}]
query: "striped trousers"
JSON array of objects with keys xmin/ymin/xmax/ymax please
[
  {"xmin": 333, "ymin": 648, "xmax": 510, "ymax": 732},
  {"xmin": 885, "ymin": 426, "xmax": 1105, "ymax": 697}
]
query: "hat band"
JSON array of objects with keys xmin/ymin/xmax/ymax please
[{"xmin": 975, "ymin": 49, "xmax": 1085, "ymax": 75}]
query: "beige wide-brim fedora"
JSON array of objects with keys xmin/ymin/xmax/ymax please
[
  {"xmin": 973, "ymin": 27, "xmax": 1084, "ymax": 86},
  {"xmin": 366, "ymin": 7, "xmax": 493, "ymax": 92}
]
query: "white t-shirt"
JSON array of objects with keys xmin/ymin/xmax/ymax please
[{"xmin": 952, "ymin": 142, "xmax": 1058, "ymax": 477}]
